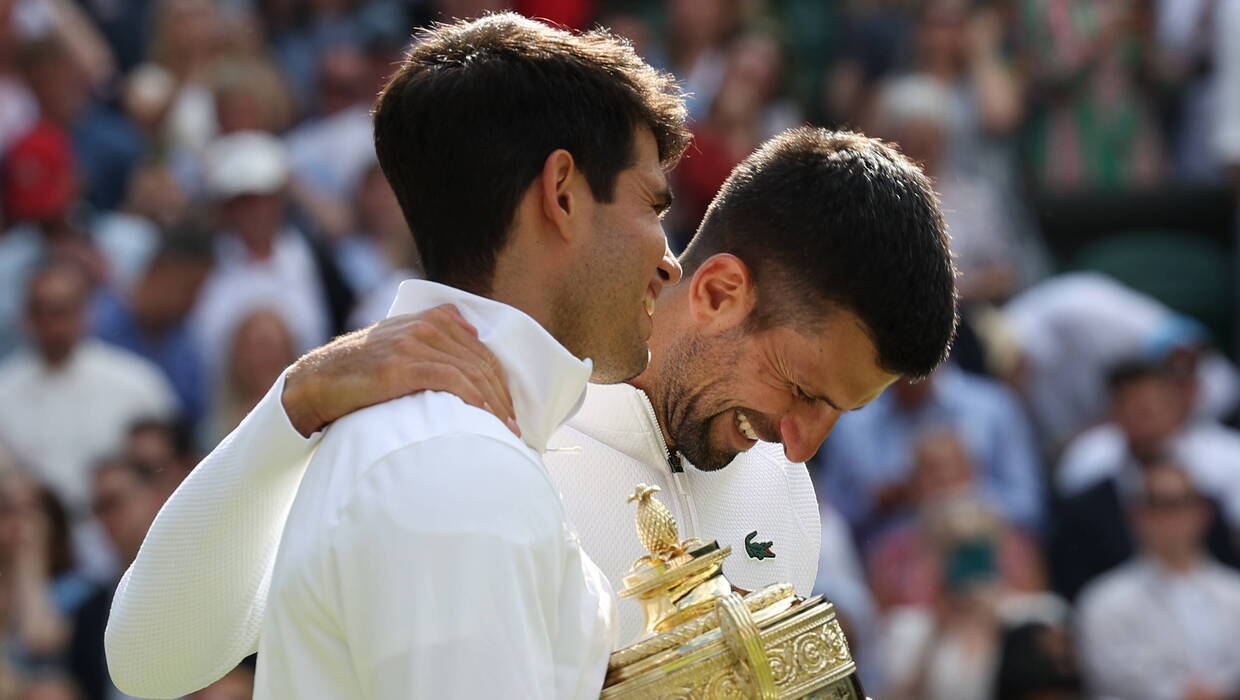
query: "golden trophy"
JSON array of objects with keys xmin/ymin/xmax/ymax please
[{"xmin": 602, "ymin": 484, "xmax": 867, "ymax": 699}]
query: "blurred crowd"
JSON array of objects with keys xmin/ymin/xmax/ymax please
[{"xmin": 0, "ymin": 0, "xmax": 1239, "ymax": 698}]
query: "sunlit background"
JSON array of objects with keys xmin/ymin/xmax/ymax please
[{"xmin": 1, "ymin": 0, "xmax": 1238, "ymax": 698}]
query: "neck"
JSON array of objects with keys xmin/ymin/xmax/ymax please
[
  {"xmin": 39, "ymin": 345, "xmax": 74, "ymax": 370},
  {"xmin": 628, "ymin": 287, "xmax": 687, "ymax": 451},
  {"xmin": 489, "ymin": 252, "xmax": 561, "ymax": 343},
  {"xmin": 1154, "ymin": 548, "xmax": 1203, "ymax": 574}
]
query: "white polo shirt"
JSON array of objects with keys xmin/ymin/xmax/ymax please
[
  {"xmin": 105, "ymin": 284, "xmax": 821, "ymax": 697},
  {"xmin": 252, "ymin": 281, "xmax": 616, "ymax": 699}
]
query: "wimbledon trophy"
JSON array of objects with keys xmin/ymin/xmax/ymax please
[{"xmin": 602, "ymin": 484, "xmax": 868, "ymax": 699}]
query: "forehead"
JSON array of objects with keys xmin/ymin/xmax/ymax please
[{"xmin": 617, "ymin": 127, "xmax": 666, "ymax": 193}]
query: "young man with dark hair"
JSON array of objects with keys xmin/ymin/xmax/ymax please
[
  {"xmin": 106, "ymin": 20, "xmax": 959, "ymax": 699},
  {"xmin": 246, "ymin": 14, "xmax": 687, "ymax": 699},
  {"xmin": 118, "ymin": 14, "xmax": 686, "ymax": 699}
]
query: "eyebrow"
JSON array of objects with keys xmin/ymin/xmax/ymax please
[{"xmin": 808, "ymin": 388, "xmax": 873, "ymax": 414}]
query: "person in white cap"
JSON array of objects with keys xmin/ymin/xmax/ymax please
[{"xmin": 190, "ymin": 129, "xmax": 332, "ymax": 381}]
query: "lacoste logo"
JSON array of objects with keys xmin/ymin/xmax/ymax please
[{"xmin": 744, "ymin": 531, "xmax": 775, "ymax": 560}]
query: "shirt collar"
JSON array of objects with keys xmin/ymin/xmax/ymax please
[{"xmin": 386, "ymin": 279, "xmax": 592, "ymax": 454}]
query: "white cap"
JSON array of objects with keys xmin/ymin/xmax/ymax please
[
  {"xmin": 874, "ymin": 74, "xmax": 951, "ymax": 132},
  {"xmin": 205, "ymin": 130, "xmax": 290, "ymax": 199}
]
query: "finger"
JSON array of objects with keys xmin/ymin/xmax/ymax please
[
  {"xmin": 429, "ymin": 303, "xmax": 478, "ymax": 337},
  {"xmin": 421, "ymin": 310, "xmax": 516, "ymax": 423},
  {"xmin": 407, "ymin": 351, "xmax": 515, "ymax": 435},
  {"xmin": 411, "ymin": 362, "xmax": 490, "ymax": 415}
]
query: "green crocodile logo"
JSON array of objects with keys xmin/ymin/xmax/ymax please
[{"xmin": 744, "ymin": 531, "xmax": 775, "ymax": 560}]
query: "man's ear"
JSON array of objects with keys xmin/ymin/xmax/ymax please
[
  {"xmin": 686, "ymin": 253, "xmax": 756, "ymax": 331},
  {"xmin": 540, "ymin": 149, "xmax": 585, "ymax": 243}
]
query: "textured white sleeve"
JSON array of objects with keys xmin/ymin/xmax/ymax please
[{"xmin": 106, "ymin": 369, "xmax": 320, "ymax": 698}]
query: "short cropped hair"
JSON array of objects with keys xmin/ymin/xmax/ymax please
[
  {"xmin": 680, "ymin": 128, "xmax": 958, "ymax": 378},
  {"xmin": 373, "ymin": 13, "xmax": 689, "ymax": 292},
  {"xmin": 1105, "ymin": 358, "xmax": 1167, "ymax": 394}
]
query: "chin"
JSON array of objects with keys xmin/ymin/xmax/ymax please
[{"xmin": 591, "ymin": 338, "xmax": 650, "ymax": 384}]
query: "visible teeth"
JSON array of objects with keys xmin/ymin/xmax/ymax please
[
  {"xmin": 643, "ymin": 293, "xmax": 655, "ymax": 317},
  {"xmin": 735, "ymin": 409, "xmax": 759, "ymax": 441}
]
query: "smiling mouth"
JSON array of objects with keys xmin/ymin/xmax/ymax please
[
  {"xmin": 735, "ymin": 408, "xmax": 759, "ymax": 441},
  {"xmin": 643, "ymin": 288, "xmax": 655, "ymax": 317}
]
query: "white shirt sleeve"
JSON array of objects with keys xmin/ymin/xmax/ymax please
[
  {"xmin": 106, "ymin": 369, "xmax": 321, "ymax": 698},
  {"xmin": 326, "ymin": 436, "xmax": 567, "ymax": 699}
]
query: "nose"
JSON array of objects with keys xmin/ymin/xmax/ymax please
[
  {"xmin": 657, "ymin": 241, "xmax": 683, "ymax": 287},
  {"xmin": 778, "ymin": 405, "xmax": 840, "ymax": 464}
]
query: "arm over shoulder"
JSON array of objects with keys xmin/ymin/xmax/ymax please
[{"xmin": 106, "ymin": 370, "xmax": 320, "ymax": 698}]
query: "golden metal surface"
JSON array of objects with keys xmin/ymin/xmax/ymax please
[{"xmin": 605, "ymin": 484, "xmax": 868, "ymax": 699}]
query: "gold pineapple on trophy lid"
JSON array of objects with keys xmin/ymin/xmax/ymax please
[
  {"xmin": 605, "ymin": 483, "xmax": 870, "ymax": 698},
  {"xmin": 626, "ymin": 484, "xmax": 683, "ymax": 562}
]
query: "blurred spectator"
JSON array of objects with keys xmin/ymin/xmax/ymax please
[
  {"xmin": 867, "ymin": 430, "xmax": 1045, "ymax": 611},
  {"xmin": 7, "ymin": 0, "xmax": 117, "ymax": 90},
  {"xmin": 820, "ymin": 0, "xmax": 916, "ymax": 128},
  {"xmin": 139, "ymin": 0, "xmax": 224, "ymax": 158},
  {"xmin": 208, "ymin": 55, "xmax": 294, "ymax": 137},
  {"xmin": 1077, "ymin": 461, "xmax": 1240, "ymax": 700},
  {"xmin": 907, "ymin": 0, "xmax": 1024, "ymax": 179},
  {"xmin": 1057, "ymin": 359, "xmax": 1240, "ymax": 519},
  {"xmin": 819, "ymin": 364, "xmax": 1044, "ymax": 550},
  {"xmin": 187, "ymin": 657, "xmax": 254, "ymax": 700},
  {"xmin": 205, "ymin": 308, "xmax": 297, "ymax": 446},
  {"xmin": 814, "ymin": 501, "xmax": 881, "ymax": 691},
  {"xmin": 123, "ymin": 419, "xmax": 196, "ymax": 498},
  {"xmin": 15, "ymin": 34, "xmax": 139, "ymax": 211},
  {"xmin": 257, "ymin": 0, "xmax": 405, "ymax": 114},
  {"xmin": 0, "ymin": 261, "xmax": 176, "ymax": 511},
  {"xmin": 871, "ymin": 73, "xmax": 1033, "ymax": 303},
  {"xmin": 879, "ymin": 541, "xmax": 1069, "ymax": 700},
  {"xmin": 190, "ymin": 130, "xmax": 331, "ymax": 381},
  {"xmin": 1218, "ymin": 0, "xmax": 1240, "ymax": 193},
  {"xmin": 94, "ymin": 227, "xmax": 213, "ymax": 428},
  {"xmin": 1002, "ymin": 273, "xmax": 1240, "ymax": 452},
  {"xmin": 285, "ymin": 44, "xmax": 374, "ymax": 203},
  {"xmin": 1020, "ymin": 0, "xmax": 1167, "ymax": 190},
  {"xmin": 671, "ymin": 29, "xmax": 801, "ymax": 246},
  {"xmin": 1153, "ymin": 0, "xmax": 1229, "ymax": 184},
  {"xmin": 69, "ymin": 456, "xmax": 167, "ymax": 700},
  {"xmin": 0, "ymin": 472, "xmax": 102, "ymax": 672},
  {"xmin": 346, "ymin": 163, "xmax": 422, "ymax": 329},
  {"xmin": 1049, "ymin": 362, "xmax": 1240, "ymax": 601},
  {"xmin": 16, "ymin": 672, "xmax": 82, "ymax": 700},
  {"xmin": 0, "ymin": 2, "xmax": 39, "ymax": 158},
  {"xmin": 666, "ymin": 0, "xmax": 740, "ymax": 121},
  {"xmin": 992, "ymin": 619, "xmax": 1084, "ymax": 700}
]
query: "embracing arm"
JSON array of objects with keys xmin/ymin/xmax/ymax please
[{"xmin": 105, "ymin": 306, "xmax": 514, "ymax": 698}]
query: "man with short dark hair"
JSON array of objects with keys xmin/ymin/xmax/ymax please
[
  {"xmin": 1078, "ymin": 461, "xmax": 1240, "ymax": 700},
  {"xmin": 115, "ymin": 14, "xmax": 688, "ymax": 700},
  {"xmin": 106, "ymin": 18, "xmax": 959, "ymax": 700},
  {"xmin": 254, "ymin": 15, "xmax": 687, "ymax": 699}
]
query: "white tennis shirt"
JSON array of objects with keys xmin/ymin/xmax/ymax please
[
  {"xmin": 257, "ymin": 280, "xmax": 615, "ymax": 699},
  {"xmin": 105, "ymin": 280, "xmax": 820, "ymax": 698}
]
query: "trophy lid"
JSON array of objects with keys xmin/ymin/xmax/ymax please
[{"xmin": 619, "ymin": 484, "xmax": 734, "ymax": 635}]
